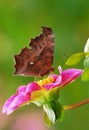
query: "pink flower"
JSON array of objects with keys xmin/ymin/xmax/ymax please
[{"xmin": 2, "ymin": 66, "xmax": 83, "ymax": 115}]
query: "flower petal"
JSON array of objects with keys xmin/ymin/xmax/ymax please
[
  {"xmin": 2, "ymin": 82, "xmax": 41, "ymax": 115},
  {"xmin": 58, "ymin": 67, "xmax": 83, "ymax": 87},
  {"xmin": 17, "ymin": 85, "xmax": 27, "ymax": 94},
  {"xmin": 2, "ymin": 93, "xmax": 31, "ymax": 115},
  {"xmin": 43, "ymin": 75, "xmax": 62, "ymax": 90},
  {"xmin": 26, "ymin": 82, "xmax": 41, "ymax": 94},
  {"xmin": 9, "ymin": 95, "xmax": 31, "ymax": 115},
  {"xmin": 2, "ymin": 94, "xmax": 17, "ymax": 114}
]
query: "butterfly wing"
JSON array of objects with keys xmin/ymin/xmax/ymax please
[{"xmin": 14, "ymin": 27, "xmax": 54, "ymax": 77}]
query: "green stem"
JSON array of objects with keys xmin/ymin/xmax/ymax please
[{"xmin": 63, "ymin": 98, "xmax": 89, "ymax": 110}]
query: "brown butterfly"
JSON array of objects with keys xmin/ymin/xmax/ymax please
[{"xmin": 14, "ymin": 27, "xmax": 54, "ymax": 77}]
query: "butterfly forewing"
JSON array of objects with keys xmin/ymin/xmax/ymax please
[{"xmin": 14, "ymin": 27, "xmax": 54, "ymax": 77}]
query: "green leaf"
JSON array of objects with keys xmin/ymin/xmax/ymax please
[
  {"xmin": 84, "ymin": 57, "xmax": 89, "ymax": 68},
  {"xmin": 65, "ymin": 52, "xmax": 89, "ymax": 65},
  {"xmin": 43, "ymin": 103, "xmax": 56, "ymax": 126},
  {"xmin": 51, "ymin": 101, "xmax": 64, "ymax": 122},
  {"xmin": 82, "ymin": 67, "xmax": 89, "ymax": 81},
  {"xmin": 44, "ymin": 110, "xmax": 52, "ymax": 127},
  {"xmin": 43, "ymin": 103, "xmax": 56, "ymax": 125},
  {"xmin": 84, "ymin": 38, "xmax": 89, "ymax": 52},
  {"xmin": 43, "ymin": 101, "xmax": 64, "ymax": 126}
]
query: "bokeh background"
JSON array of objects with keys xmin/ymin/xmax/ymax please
[{"xmin": 0, "ymin": 0, "xmax": 89, "ymax": 130}]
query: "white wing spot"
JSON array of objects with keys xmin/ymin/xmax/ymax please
[{"xmin": 30, "ymin": 62, "xmax": 34, "ymax": 65}]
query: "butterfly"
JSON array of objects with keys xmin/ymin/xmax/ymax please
[{"xmin": 14, "ymin": 27, "xmax": 54, "ymax": 77}]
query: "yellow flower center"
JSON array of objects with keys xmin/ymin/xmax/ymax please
[{"xmin": 36, "ymin": 77, "xmax": 54, "ymax": 89}]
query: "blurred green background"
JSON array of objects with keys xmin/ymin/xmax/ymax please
[{"xmin": 0, "ymin": 0, "xmax": 89, "ymax": 130}]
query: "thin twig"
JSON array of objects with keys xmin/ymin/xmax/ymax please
[{"xmin": 63, "ymin": 98, "xmax": 89, "ymax": 110}]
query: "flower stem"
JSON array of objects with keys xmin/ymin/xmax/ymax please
[{"xmin": 63, "ymin": 98, "xmax": 89, "ymax": 110}]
